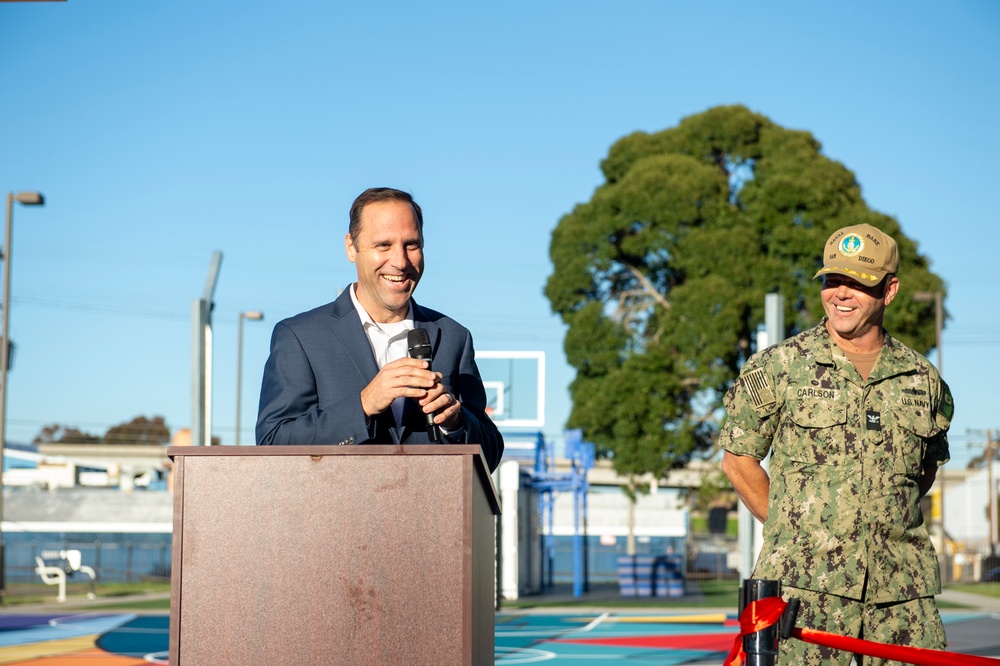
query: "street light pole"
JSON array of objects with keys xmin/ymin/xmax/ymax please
[
  {"xmin": 235, "ymin": 311, "xmax": 263, "ymax": 445},
  {"xmin": 0, "ymin": 191, "xmax": 44, "ymax": 603}
]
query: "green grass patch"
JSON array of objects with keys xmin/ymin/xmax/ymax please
[
  {"xmin": 2, "ymin": 581, "xmax": 171, "ymax": 609},
  {"xmin": 946, "ymin": 582, "xmax": 1000, "ymax": 599},
  {"xmin": 85, "ymin": 596, "xmax": 171, "ymax": 611},
  {"xmin": 695, "ymin": 578, "xmax": 740, "ymax": 606},
  {"xmin": 96, "ymin": 581, "xmax": 172, "ymax": 597},
  {"xmin": 935, "ymin": 600, "xmax": 970, "ymax": 609}
]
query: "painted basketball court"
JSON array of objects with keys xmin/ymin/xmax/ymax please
[{"xmin": 0, "ymin": 610, "xmax": 996, "ymax": 664}]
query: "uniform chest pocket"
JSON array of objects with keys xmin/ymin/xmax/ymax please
[
  {"xmin": 779, "ymin": 400, "xmax": 847, "ymax": 465},
  {"xmin": 891, "ymin": 413, "xmax": 937, "ymax": 477}
]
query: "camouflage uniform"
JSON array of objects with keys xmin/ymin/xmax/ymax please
[{"xmin": 720, "ymin": 322, "xmax": 953, "ymax": 665}]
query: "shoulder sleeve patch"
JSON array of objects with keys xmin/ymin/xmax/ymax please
[
  {"xmin": 743, "ymin": 367, "xmax": 776, "ymax": 409},
  {"xmin": 939, "ymin": 381, "xmax": 955, "ymax": 422}
]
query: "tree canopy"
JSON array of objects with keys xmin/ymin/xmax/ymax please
[
  {"xmin": 103, "ymin": 415, "xmax": 171, "ymax": 445},
  {"xmin": 545, "ymin": 105, "xmax": 945, "ymax": 481},
  {"xmin": 33, "ymin": 415, "xmax": 172, "ymax": 446},
  {"xmin": 32, "ymin": 424, "xmax": 100, "ymax": 445}
]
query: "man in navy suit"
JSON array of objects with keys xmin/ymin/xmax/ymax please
[{"xmin": 256, "ymin": 187, "xmax": 503, "ymax": 471}]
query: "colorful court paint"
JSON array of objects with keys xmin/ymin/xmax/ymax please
[
  {"xmin": 0, "ymin": 614, "xmax": 167, "ymax": 665},
  {"xmin": 0, "ymin": 611, "xmax": 995, "ymax": 664},
  {"xmin": 497, "ymin": 611, "xmax": 741, "ymax": 665}
]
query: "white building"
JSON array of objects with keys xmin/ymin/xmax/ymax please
[{"xmin": 943, "ymin": 461, "xmax": 1000, "ymax": 546}]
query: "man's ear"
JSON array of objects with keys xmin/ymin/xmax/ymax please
[
  {"xmin": 345, "ymin": 233, "xmax": 357, "ymax": 263},
  {"xmin": 882, "ymin": 276, "xmax": 900, "ymax": 306}
]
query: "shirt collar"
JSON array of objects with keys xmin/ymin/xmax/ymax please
[{"xmin": 348, "ymin": 283, "xmax": 414, "ymax": 330}]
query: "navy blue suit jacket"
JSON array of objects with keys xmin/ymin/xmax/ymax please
[{"xmin": 255, "ymin": 288, "xmax": 503, "ymax": 471}]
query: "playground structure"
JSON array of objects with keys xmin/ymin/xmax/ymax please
[
  {"xmin": 531, "ymin": 429, "xmax": 594, "ymax": 597},
  {"xmin": 33, "ymin": 548, "xmax": 97, "ymax": 602}
]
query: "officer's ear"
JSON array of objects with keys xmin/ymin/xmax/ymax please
[{"xmin": 881, "ymin": 275, "xmax": 899, "ymax": 306}]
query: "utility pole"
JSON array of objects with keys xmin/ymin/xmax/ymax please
[
  {"xmin": 969, "ymin": 428, "xmax": 998, "ymax": 556},
  {"xmin": 1, "ymin": 191, "xmax": 45, "ymax": 603},
  {"xmin": 989, "ymin": 430, "xmax": 997, "ymax": 556}
]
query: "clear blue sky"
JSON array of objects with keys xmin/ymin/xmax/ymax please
[{"xmin": 2, "ymin": 1, "xmax": 997, "ymax": 466}]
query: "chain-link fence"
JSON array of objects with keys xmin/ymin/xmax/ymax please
[
  {"xmin": 686, "ymin": 533, "xmax": 739, "ymax": 580},
  {"xmin": 4, "ymin": 535, "xmax": 171, "ymax": 586},
  {"xmin": 545, "ymin": 535, "xmax": 685, "ymax": 583}
]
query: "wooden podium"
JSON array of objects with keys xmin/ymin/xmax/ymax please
[{"xmin": 168, "ymin": 445, "xmax": 500, "ymax": 666}]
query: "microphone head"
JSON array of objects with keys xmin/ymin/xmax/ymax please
[{"xmin": 407, "ymin": 328, "xmax": 432, "ymax": 358}]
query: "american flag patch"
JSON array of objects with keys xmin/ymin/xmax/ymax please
[{"xmin": 743, "ymin": 368, "xmax": 775, "ymax": 408}]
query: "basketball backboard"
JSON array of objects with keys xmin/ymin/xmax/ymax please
[{"xmin": 475, "ymin": 351, "xmax": 545, "ymax": 428}]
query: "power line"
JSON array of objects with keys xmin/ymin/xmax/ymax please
[{"xmin": 13, "ymin": 295, "xmax": 189, "ymax": 321}]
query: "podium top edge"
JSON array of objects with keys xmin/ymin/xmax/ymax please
[
  {"xmin": 168, "ymin": 444, "xmax": 501, "ymax": 514},
  {"xmin": 167, "ymin": 444, "xmax": 484, "ymax": 458}
]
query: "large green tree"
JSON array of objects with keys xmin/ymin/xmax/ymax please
[{"xmin": 546, "ymin": 105, "xmax": 944, "ymax": 484}]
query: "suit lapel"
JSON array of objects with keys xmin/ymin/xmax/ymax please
[
  {"xmin": 331, "ymin": 289, "xmax": 399, "ymax": 444},
  {"xmin": 329, "ymin": 288, "xmax": 380, "ymax": 384}
]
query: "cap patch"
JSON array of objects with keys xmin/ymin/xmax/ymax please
[
  {"xmin": 813, "ymin": 223, "xmax": 899, "ymax": 287},
  {"xmin": 743, "ymin": 368, "xmax": 776, "ymax": 409},
  {"xmin": 839, "ymin": 233, "xmax": 864, "ymax": 257}
]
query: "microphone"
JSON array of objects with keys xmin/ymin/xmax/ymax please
[{"xmin": 407, "ymin": 328, "xmax": 441, "ymax": 442}]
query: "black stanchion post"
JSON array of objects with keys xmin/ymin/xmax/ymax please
[{"xmin": 741, "ymin": 578, "xmax": 781, "ymax": 666}]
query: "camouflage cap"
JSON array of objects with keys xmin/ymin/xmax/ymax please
[{"xmin": 813, "ymin": 223, "xmax": 899, "ymax": 287}]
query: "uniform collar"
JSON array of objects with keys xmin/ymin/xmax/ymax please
[{"xmin": 814, "ymin": 319, "xmax": 914, "ymax": 382}]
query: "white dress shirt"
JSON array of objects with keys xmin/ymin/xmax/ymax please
[{"xmin": 349, "ymin": 284, "xmax": 413, "ymax": 426}]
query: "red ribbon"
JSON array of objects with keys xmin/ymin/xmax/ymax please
[
  {"xmin": 723, "ymin": 597, "xmax": 788, "ymax": 666},
  {"xmin": 724, "ymin": 596, "xmax": 999, "ymax": 666},
  {"xmin": 793, "ymin": 627, "xmax": 1000, "ymax": 666}
]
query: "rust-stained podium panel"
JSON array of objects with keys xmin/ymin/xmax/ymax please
[{"xmin": 168, "ymin": 445, "xmax": 499, "ymax": 666}]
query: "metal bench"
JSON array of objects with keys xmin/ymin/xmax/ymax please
[{"xmin": 34, "ymin": 549, "xmax": 97, "ymax": 602}]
